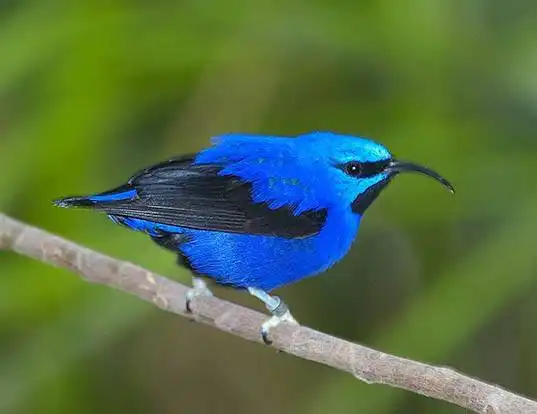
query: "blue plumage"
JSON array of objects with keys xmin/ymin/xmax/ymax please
[
  {"xmin": 195, "ymin": 132, "xmax": 390, "ymax": 214},
  {"xmin": 178, "ymin": 209, "xmax": 359, "ymax": 290},
  {"xmin": 89, "ymin": 189, "xmax": 137, "ymax": 202},
  {"xmin": 54, "ymin": 131, "xmax": 453, "ymax": 343}
]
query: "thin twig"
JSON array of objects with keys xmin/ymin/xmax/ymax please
[{"xmin": 1, "ymin": 212, "xmax": 536, "ymax": 414}]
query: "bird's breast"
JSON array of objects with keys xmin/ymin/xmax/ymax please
[{"xmin": 179, "ymin": 208, "xmax": 361, "ymax": 291}]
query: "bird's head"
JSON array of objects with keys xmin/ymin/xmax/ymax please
[{"xmin": 298, "ymin": 132, "xmax": 454, "ymax": 214}]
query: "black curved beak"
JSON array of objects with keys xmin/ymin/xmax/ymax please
[{"xmin": 387, "ymin": 159, "xmax": 455, "ymax": 193}]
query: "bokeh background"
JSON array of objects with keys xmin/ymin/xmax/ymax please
[{"xmin": 1, "ymin": 1, "xmax": 537, "ymax": 413}]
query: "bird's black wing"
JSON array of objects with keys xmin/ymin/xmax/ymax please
[{"xmin": 91, "ymin": 156, "xmax": 327, "ymax": 239}]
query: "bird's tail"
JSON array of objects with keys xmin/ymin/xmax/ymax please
[
  {"xmin": 53, "ymin": 185, "xmax": 137, "ymax": 209},
  {"xmin": 53, "ymin": 195, "xmax": 95, "ymax": 208}
]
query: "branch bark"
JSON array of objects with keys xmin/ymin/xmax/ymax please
[{"xmin": 1, "ymin": 212, "xmax": 536, "ymax": 414}]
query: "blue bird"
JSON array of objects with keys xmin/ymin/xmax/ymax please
[{"xmin": 54, "ymin": 132, "xmax": 454, "ymax": 343}]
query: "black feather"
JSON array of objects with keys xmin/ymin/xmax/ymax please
[
  {"xmin": 90, "ymin": 156, "xmax": 327, "ymax": 239},
  {"xmin": 53, "ymin": 196, "xmax": 95, "ymax": 208}
]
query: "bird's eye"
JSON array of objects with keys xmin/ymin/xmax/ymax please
[{"xmin": 344, "ymin": 162, "xmax": 363, "ymax": 177}]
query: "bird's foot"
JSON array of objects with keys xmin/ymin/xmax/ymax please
[
  {"xmin": 261, "ymin": 296, "xmax": 299, "ymax": 345},
  {"xmin": 247, "ymin": 287, "xmax": 299, "ymax": 344},
  {"xmin": 185, "ymin": 277, "xmax": 213, "ymax": 313}
]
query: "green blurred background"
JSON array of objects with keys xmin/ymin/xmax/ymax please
[{"xmin": 1, "ymin": 1, "xmax": 537, "ymax": 413}]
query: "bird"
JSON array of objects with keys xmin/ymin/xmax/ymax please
[{"xmin": 54, "ymin": 132, "xmax": 454, "ymax": 344}]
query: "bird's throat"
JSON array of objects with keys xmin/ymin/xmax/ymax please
[{"xmin": 351, "ymin": 179, "xmax": 391, "ymax": 214}]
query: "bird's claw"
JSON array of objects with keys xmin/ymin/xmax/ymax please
[
  {"xmin": 185, "ymin": 278, "xmax": 213, "ymax": 313},
  {"xmin": 261, "ymin": 309, "xmax": 299, "ymax": 345},
  {"xmin": 246, "ymin": 288, "xmax": 299, "ymax": 345}
]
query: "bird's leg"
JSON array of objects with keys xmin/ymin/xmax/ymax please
[
  {"xmin": 185, "ymin": 277, "xmax": 213, "ymax": 312},
  {"xmin": 247, "ymin": 287, "xmax": 299, "ymax": 345}
]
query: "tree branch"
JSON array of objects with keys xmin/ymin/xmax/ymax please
[{"xmin": 1, "ymin": 213, "xmax": 536, "ymax": 414}]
